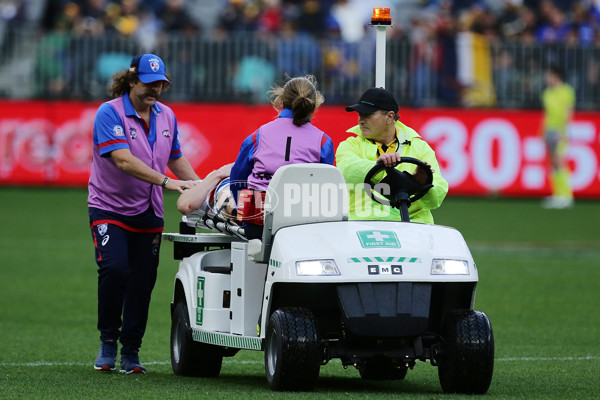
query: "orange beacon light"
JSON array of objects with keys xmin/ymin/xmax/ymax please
[{"xmin": 371, "ymin": 7, "xmax": 392, "ymax": 25}]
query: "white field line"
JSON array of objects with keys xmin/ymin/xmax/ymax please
[
  {"xmin": 1, "ymin": 356, "xmax": 599, "ymax": 368},
  {"xmin": 0, "ymin": 360, "xmax": 257, "ymax": 367},
  {"xmin": 469, "ymin": 243, "xmax": 600, "ymax": 258},
  {"xmin": 496, "ymin": 356, "xmax": 599, "ymax": 362}
]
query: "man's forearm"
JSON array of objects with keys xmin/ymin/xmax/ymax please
[
  {"xmin": 168, "ymin": 156, "xmax": 200, "ymax": 181},
  {"xmin": 111, "ymin": 149, "xmax": 166, "ymax": 186}
]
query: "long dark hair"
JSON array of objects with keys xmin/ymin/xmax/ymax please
[{"xmin": 107, "ymin": 70, "xmax": 173, "ymax": 98}]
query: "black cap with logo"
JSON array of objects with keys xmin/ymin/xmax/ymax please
[{"xmin": 345, "ymin": 87, "xmax": 399, "ymax": 114}]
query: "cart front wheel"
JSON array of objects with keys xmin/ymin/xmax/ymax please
[
  {"xmin": 265, "ymin": 307, "xmax": 321, "ymax": 391},
  {"xmin": 438, "ymin": 309, "xmax": 494, "ymax": 394}
]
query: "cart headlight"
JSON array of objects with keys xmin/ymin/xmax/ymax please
[
  {"xmin": 431, "ymin": 259, "xmax": 469, "ymax": 275},
  {"xmin": 296, "ymin": 259, "xmax": 340, "ymax": 276}
]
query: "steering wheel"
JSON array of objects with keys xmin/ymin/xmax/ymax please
[{"xmin": 363, "ymin": 157, "xmax": 434, "ymax": 212}]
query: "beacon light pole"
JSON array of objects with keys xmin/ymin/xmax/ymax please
[{"xmin": 371, "ymin": 7, "xmax": 392, "ymax": 88}]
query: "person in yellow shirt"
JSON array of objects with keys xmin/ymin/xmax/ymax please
[
  {"xmin": 336, "ymin": 87, "xmax": 448, "ymax": 224},
  {"xmin": 541, "ymin": 65, "xmax": 575, "ymax": 209}
]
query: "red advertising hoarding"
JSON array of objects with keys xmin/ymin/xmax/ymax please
[{"xmin": 1, "ymin": 100, "xmax": 599, "ymax": 198}]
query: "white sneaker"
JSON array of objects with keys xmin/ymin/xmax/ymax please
[{"xmin": 542, "ymin": 196, "xmax": 574, "ymax": 209}]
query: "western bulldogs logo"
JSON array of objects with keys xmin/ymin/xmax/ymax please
[
  {"xmin": 152, "ymin": 234, "xmax": 160, "ymax": 255},
  {"xmin": 113, "ymin": 125, "xmax": 124, "ymax": 136},
  {"xmin": 162, "ymin": 130, "xmax": 171, "ymax": 138},
  {"xmin": 148, "ymin": 57, "xmax": 160, "ymax": 72},
  {"xmin": 129, "ymin": 127, "xmax": 137, "ymax": 139},
  {"xmin": 97, "ymin": 223, "xmax": 108, "ymax": 236}
]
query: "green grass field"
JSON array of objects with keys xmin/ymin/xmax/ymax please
[{"xmin": 1, "ymin": 187, "xmax": 598, "ymax": 399}]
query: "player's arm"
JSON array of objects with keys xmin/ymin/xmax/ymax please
[
  {"xmin": 566, "ymin": 102, "xmax": 574, "ymax": 124},
  {"xmin": 177, "ymin": 163, "xmax": 233, "ymax": 215},
  {"xmin": 320, "ymin": 134, "xmax": 335, "ymax": 165}
]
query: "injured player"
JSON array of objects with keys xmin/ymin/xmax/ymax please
[{"xmin": 177, "ymin": 163, "xmax": 235, "ymax": 219}]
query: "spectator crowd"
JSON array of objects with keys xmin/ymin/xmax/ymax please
[
  {"xmin": 1, "ymin": 0, "xmax": 599, "ymax": 108},
  {"xmin": 24, "ymin": 0, "xmax": 600, "ymax": 46}
]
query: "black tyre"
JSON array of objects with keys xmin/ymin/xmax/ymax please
[
  {"xmin": 437, "ymin": 309, "xmax": 494, "ymax": 394},
  {"xmin": 171, "ymin": 301, "xmax": 223, "ymax": 377},
  {"xmin": 358, "ymin": 357, "xmax": 408, "ymax": 380},
  {"xmin": 265, "ymin": 307, "xmax": 321, "ymax": 391}
]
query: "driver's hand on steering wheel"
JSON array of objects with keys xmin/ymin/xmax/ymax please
[
  {"xmin": 377, "ymin": 153, "xmax": 401, "ymax": 168},
  {"xmin": 413, "ymin": 164, "xmax": 435, "ymax": 185},
  {"xmin": 377, "ymin": 153, "xmax": 435, "ymax": 185}
]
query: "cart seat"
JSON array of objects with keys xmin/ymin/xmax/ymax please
[{"xmin": 252, "ymin": 163, "xmax": 348, "ymax": 263}]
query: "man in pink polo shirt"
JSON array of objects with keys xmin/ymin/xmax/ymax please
[{"xmin": 88, "ymin": 53, "xmax": 199, "ymax": 374}]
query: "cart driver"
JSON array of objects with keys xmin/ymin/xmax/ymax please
[{"xmin": 336, "ymin": 87, "xmax": 448, "ymax": 224}]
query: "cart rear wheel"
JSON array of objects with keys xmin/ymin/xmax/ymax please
[
  {"xmin": 171, "ymin": 300, "xmax": 223, "ymax": 377},
  {"xmin": 438, "ymin": 309, "xmax": 494, "ymax": 394},
  {"xmin": 265, "ymin": 307, "xmax": 321, "ymax": 391}
]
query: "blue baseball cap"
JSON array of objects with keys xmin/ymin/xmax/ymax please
[{"xmin": 129, "ymin": 53, "xmax": 170, "ymax": 84}]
